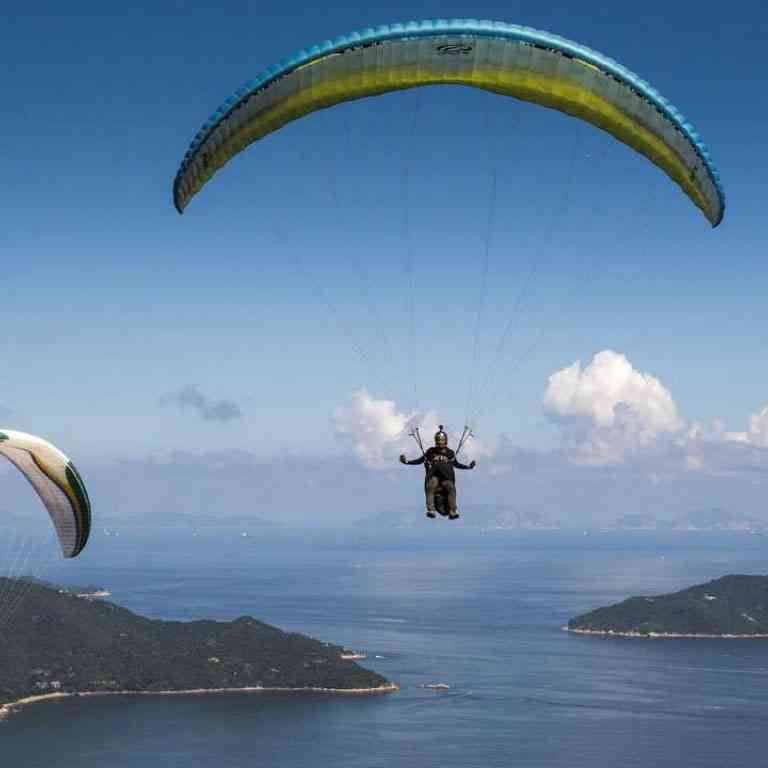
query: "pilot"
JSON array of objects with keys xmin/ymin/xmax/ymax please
[{"xmin": 400, "ymin": 426, "xmax": 475, "ymax": 519}]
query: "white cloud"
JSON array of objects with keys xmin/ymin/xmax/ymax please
[
  {"xmin": 458, "ymin": 433, "xmax": 495, "ymax": 461},
  {"xmin": 331, "ymin": 390, "xmax": 492, "ymax": 470},
  {"xmin": 332, "ymin": 390, "xmax": 426, "ymax": 470},
  {"xmin": 679, "ymin": 406, "xmax": 768, "ymax": 476},
  {"xmin": 748, "ymin": 406, "xmax": 768, "ymax": 448},
  {"xmin": 334, "ymin": 366, "xmax": 768, "ymax": 480},
  {"xmin": 543, "ymin": 350, "xmax": 683, "ymax": 465}
]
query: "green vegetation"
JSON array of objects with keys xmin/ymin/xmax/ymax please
[
  {"xmin": 569, "ymin": 575, "xmax": 768, "ymax": 636},
  {"xmin": 0, "ymin": 578, "xmax": 391, "ymax": 708}
]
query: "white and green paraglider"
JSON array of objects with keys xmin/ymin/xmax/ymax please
[{"xmin": 0, "ymin": 430, "xmax": 91, "ymax": 558}]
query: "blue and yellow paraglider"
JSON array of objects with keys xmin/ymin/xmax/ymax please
[{"xmin": 173, "ymin": 19, "xmax": 724, "ymax": 226}]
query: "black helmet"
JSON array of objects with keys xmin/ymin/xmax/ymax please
[{"xmin": 434, "ymin": 425, "xmax": 448, "ymax": 448}]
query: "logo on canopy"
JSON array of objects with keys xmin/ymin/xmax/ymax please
[{"xmin": 435, "ymin": 43, "xmax": 473, "ymax": 55}]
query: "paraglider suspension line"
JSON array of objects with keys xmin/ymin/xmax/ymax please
[
  {"xmin": 409, "ymin": 426, "xmax": 425, "ymax": 455},
  {"xmin": 455, "ymin": 425, "xmax": 474, "ymax": 458}
]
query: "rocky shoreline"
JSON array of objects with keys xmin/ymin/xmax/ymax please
[
  {"xmin": 0, "ymin": 682, "xmax": 399, "ymax": 720},
  {"xmin": 566, "ymin": 575, "xmax": 768, "ymax": 638},
  {"xmin": 566, "ymin": 626, "xmax": 768, "ymax": 639}
]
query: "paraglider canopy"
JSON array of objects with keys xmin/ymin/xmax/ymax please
[
  {"xmin": 173, "ymin": 18, "xmax": 724, "ymax": 226},
  {"xmin": 0, "ymin": 430, "xmax": 91, "ymax": 558}
]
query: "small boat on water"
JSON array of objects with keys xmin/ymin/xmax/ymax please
[
  {"xmin": 75, "ymin": 589, "xmax": 111, "ymax": 599},
  {"xmin": 419, "ymin": 683, "xmax": 451, "ymax": 690},
  {"xmin": 340, "ymin": 650, "xmax": 367, "ymax": 660}
]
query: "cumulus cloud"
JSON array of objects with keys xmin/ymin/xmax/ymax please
[
  {"xmin": 332, "ymin": 389, "xmax": 429, "ymax": 470},
  {"xmin": 694, "ymin": 408, "xmax": 768, "ymax": 451},
  {"xmin": 679, "ymin": 410, "xmax": 768, "ymax": 477},
  {"xmin": 543, "ymin": 350, "xmax": 683, "ymax": 465},
  {"xmin": 332, "ymin": 359, "xmax": 768, "ymax": 481},
  {"xmin": 743, "ymin": 406, "xmax": 768, "ymax": 448},
  {"xmin": 332, "ymin": 389, "xmax": 492, "ymax": 470},
  {"xmin": 541, "ymin": 349, "xmax": 768, "ymax": 479},
  {"xmin": 160, "ymin": 385, "xmax": 242, "ymax": 423}
]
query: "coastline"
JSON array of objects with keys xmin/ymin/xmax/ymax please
[
  {"xmin": 0, "ymin": 682, "xmax": 399, "ymax": 721},
  {"xmin": 566, "ymin": 626, "xmax": 768, "ymax": 639}
]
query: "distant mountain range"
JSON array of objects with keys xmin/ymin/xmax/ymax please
[
  {"xmin": 358, "ymin": 505, "xmax": 560, "ymax": 531},
  {"xmin": 611, "ymin": 507, "xmax": 767, "ymax": 532}
]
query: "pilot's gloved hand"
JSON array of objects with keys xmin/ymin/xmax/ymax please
[
  {"xmin": 469, "ymin": 460, "xmax": 476, "ymax": 469},
  {"xmin": 399, "ymin": 454, "xmax": 407, "ymax": 464}
]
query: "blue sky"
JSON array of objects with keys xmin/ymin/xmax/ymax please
[{"xmin": 2, "ymin": 1, "xmax": 767, "ymax": 531}]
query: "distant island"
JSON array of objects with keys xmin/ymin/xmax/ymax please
[
  {"xmin": 568, "ymin": 575, "xmax": 768, "ymax": 638},
  {"xmin": 0, "ymin": 578, "xmax": 396, "ymax": 718}
]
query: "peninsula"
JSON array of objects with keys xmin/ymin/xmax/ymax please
[
  {"xmin": 0, "ymin": 578, "xmax": 396, "ymax": 717},
  {"xmin": 568, "ymin": 575, "xmax": 768, "ymax": 638}
]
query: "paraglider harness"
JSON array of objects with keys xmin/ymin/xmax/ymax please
[{"xmin": 408, "ymin": 425, "xmax": 474, "ymax": 517}]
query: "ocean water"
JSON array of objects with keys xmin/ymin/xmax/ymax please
[{"xmin": 2, "ymin": 529, "xmax": 768, "ymax": 767}]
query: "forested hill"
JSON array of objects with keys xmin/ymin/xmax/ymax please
[
  {"xmin": 569, "ymin": 575, "xmax": 768, "ymax": 637},
  {"xmin": 0, "ymin": 578, "xmax": 393, "ymax": 708}
]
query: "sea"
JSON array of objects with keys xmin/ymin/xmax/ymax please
[{"xmin": 2, "ymin": 526, "xmax": 768, "ymax": 768}]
